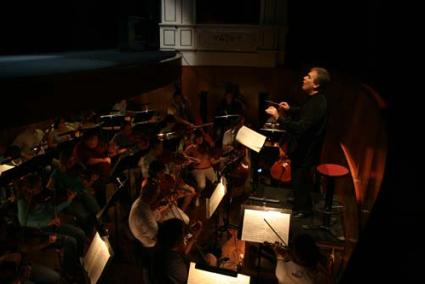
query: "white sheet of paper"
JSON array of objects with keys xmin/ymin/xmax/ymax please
[
  {"xmin": 241, "ymin": 209, "xmax": 290, "ymax": 245},
  {"xmin": 0, "ymin": 164, "xmax": 14, "ymax": 175},
  {"xmin": 236, "ymin": 126, "xmax": 266, "ymax": 153},
  {"xmin": 206, "ymin": 178, "xmax": 227, "ymax": 219},
  {"xmin": 187, "ymin": 262, "xmax": 250, "ymax": 284},
  {"xmin": 83, "ymin": 232, "xmax": 111, "ymax": 284}
]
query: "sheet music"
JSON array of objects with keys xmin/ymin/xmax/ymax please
[
  {"xmin": 241, "ymin": 209, "xmax": 290, "ymax": 245},
  {"xmin": 236, "ymin": 126, "xmax": 266, "ymax": 153},
  {"xmin": 83, "ymin": 232, "xmax": 111, "ymax": 284},
  {"xmin": 0, "ymin": 164, "xmax": 14, "ymax": 175},
  {"xmin": 188, "ymin": 262, "xmax": 250, "ymax": 284},
  {"xmin": 206, "ymin": 178, "xmax": 227, "ymax": 219}
]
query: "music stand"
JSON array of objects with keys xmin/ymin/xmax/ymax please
[
  {"xmin": 188, "ymin": 262, "xmax": 250, "ymax": 284},
  {"xmin": 234, "ymin": 126, "xmax": 266, "ymax": 194},
  {"xmin": 206, "ymin": 176, "xmax": 227, "ymax": 220},
  {"xmin": 127, "ymin": 108, "xmax": 156, "ymax": 125},
  {"xmin": 82, "ymin": 231, "xmax": 113, "ymax": 284},
  {"xmin": 240, "ymin": 204, "xmax": 291, "ymax": 246},
  {"xmin": 204, "ymin": 177, "xmax": 228, "ymax": 249},
  {"xmin": 96, "ymin": 175, "xmax": 127, "ymax": 254},
  {"xmin": 240, "ymin": 204, "xmax": 291, "ymax": 283}
]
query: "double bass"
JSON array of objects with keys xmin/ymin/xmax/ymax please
[{"xmin": 270, "ymin": 145, "xmax": 292, "ymax": 183}]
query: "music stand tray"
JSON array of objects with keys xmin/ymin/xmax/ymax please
[
  {"xmin": 239, "ymin": 204, "xmax": 291, "ymax": 246},
  {"xmin": 188, "ymin": 262, "xmax": 250, "ymax": 284}
]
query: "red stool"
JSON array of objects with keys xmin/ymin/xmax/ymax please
[{"xmin": 316, "ymin": 164, "xmax": 349, "ymax": 230}]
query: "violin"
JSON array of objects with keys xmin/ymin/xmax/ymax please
[
  {"xmin": 193, "ymin": 116, "xmax": 215, "ymax": 148},
  {"xmin": 149, "ymin": 173, "xmax": 178, "ymax": 210},
  {"xmin": 219, "ymin": 228, "xmax": 245, "ymax": 271},
  {"xmin": 270, "ymin": 145, "xmax": 292, "ymax": 183}
]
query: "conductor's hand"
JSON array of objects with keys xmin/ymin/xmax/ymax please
[{"xmin": 265, "ymin": 106, "xmax": 279, "ymax": 120}]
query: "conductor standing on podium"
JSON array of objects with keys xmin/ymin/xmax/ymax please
[{"xmin": 266, "ymin": 67, "xmax": 330, "ymax": 218}]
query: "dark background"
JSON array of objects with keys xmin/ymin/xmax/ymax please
[
  {"xmin": 1, "ymin": 0, "xmax": 382, "ymax": 96},
  {"xmin": 2, "ymin": 1, "xmax": 415, "ymax": 282}
]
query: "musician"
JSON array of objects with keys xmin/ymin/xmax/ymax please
[
  {"xmin": 128, "ymin": 184, "xmax": 160, "ymax": 248},
  {"xmin": 73, "ymin": 130, "xmax": 110, "ymax": 206},
  {"xmin": 111, "ymin": 121, "xmax": 149, "ymax": 151},
  {"xmin": 167, "ymin": 83, "xmax": 194, "ymax": 126},
  {"xmin": 112, "ymin": 98, "xmax": 127, "ymax": 114},
  {"xmin": 215, "ymin": 83, "xmax": 245, "ymax": 117},
  {"xmin": 273, "ymin": 234, "xmax": 331, "ymax": 284},
  {"xmin": 11, "ymin": 125, "xmax": 45, "ymax": 161},
  {"xmin": 152, "ymin": 218, "xmax": 202, "ymax": 284},
  {"xmin": 167, "ymin": 159, "xmax": 196, "ymax": 212},
  {"xmin": 138, "ymin": 139, "xmax": 164, "ymax": 178},
  {"xmin": 15, "ymin": 173, "xmax": 87, "ymax": 277},
  {"xmin": 47, "ymin": 116, "xmax": 80, "ymax": 149},
  {"xmin": 129, "ymin": 160, "xmax": 170, "ymax": 248},
  {"xmin": 184, "ymin": 130, "xmax": 217, "ymax": 205},
  {"xmin": 0, "ymin": 219, "xmax": 61, "ymax": 284},
  {"xmin": 266, "ymin": 67, "xmax": 330, "ymax": 218},
  {"xmin": 214, "ymin": 83, "xmax": 245, "ymax": 147},
  {"xmin": 46, "ymin": 149, "xmax": 100, "ymax": 235}
]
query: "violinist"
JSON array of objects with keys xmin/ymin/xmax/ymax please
[
  {"xmin": 184, "ymin": 130, "xmax": 218, "ymax": 206},
  {"xmin": 46, "ymin": 149, "xmax": 100, "ymax": 235},
  {"xmin": 11, "ymin": 126, "xmax": 46, "ymax": 161},
  {"xmin": 111, "ymin": 121, "xmax": 150, "ymax": 152},
  {"xmin": 146, "ymin": 160, "xmax": 191, "ymax": 225},
  {"xmin": 167, "ymin": 159, "xmax": 196, "ymax": 212},
  {"xmin": 129, "ymin": 160, "xmax": 173, "ymax": 248},
  {"xmin": 73, "ymin": 129, "xmax": 110, "ymax": 206},
  {"xmin": 138, "ymin": 139, "xmax": 164, "ymax": 179},
  {"xmin": 47, "ymin": 116, "xmax": 80, "ymax": 149},
  {"xmin": 167, "ymin": 83, "xmax": 195, "ymax": 127},
  {"xmin": 15, "ymin": 173, "xmax": 87, "ymax": 277},
  {"xmin": 152, "ymin": 218, "xmax": 203, "ymax": 284}
]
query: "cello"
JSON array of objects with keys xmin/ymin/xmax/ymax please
[{"xmin": 270, "ymin": 144, "xmax": 292, "ymax": 183}]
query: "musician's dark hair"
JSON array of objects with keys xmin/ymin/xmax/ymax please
[
  {"xmin": 141, "ymin": 180, "xmax": 159, "ymax": 204},
  {"xmin": 22, "ymin": 172, "xmax": 41, "ymax": 189},
  {"xmin": 148, "ymin": 160, "xmax": 166, "ymax": 178},
  {"xmin": 17, "ymin": 172, "xmax": 42, "ymax": 201},
  {"xmin": 194, "ymin": 129, "xmax": 203, "ymax": 138},
  {"xmin": 59, "ymin": 147, "xmax": 73, "ymax": 163},
  {"xmin": 82, "ymin": 129, "xmax": 99, "ymax": 141},
  {"xmin": 157, "ymin": 218, "xmax": 185, "ymax": 249},
  {"xmin": 291, "ymin": 233, "xmax": 321, "ymax": 267}
]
